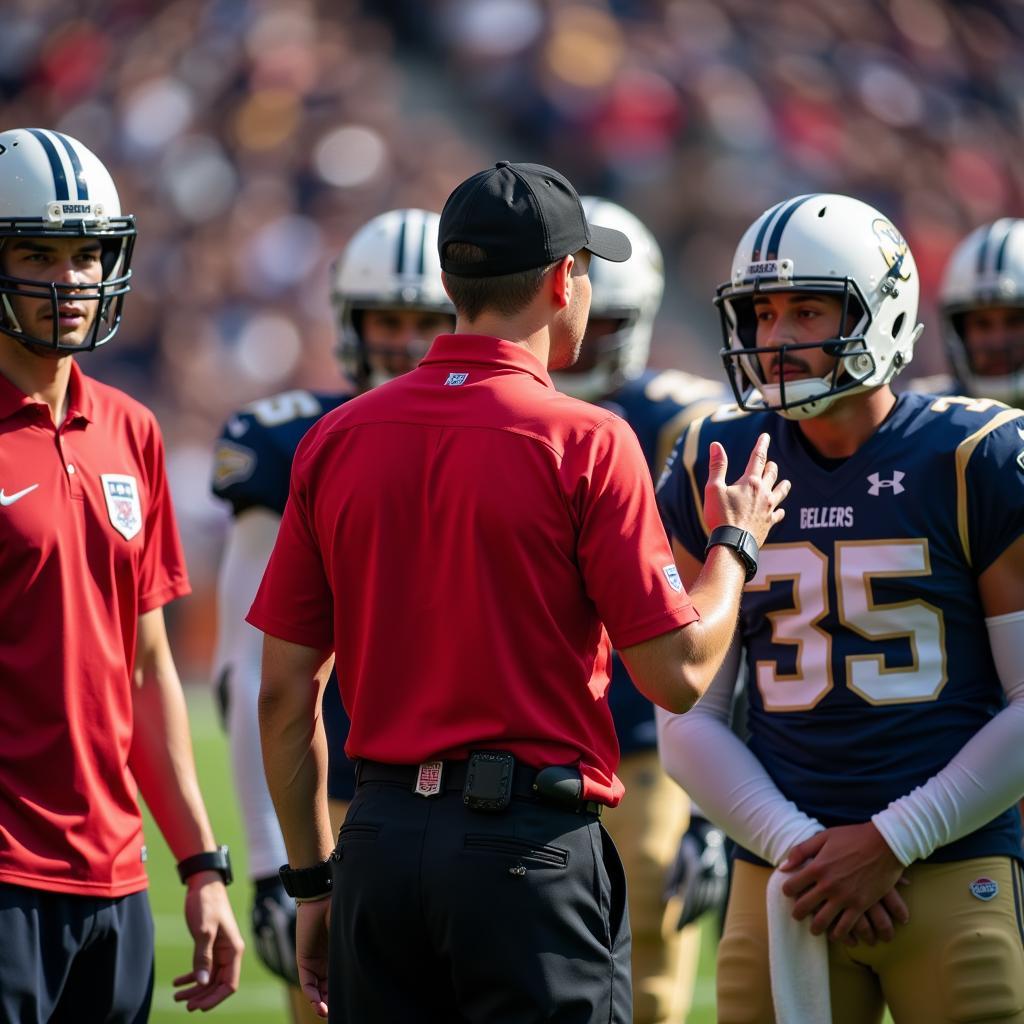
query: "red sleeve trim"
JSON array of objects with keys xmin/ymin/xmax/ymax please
[
  {"xmin": 245, "ymin": 609, "xmax": 333, "ymax": 652},
  {"xmin": 609, "ymin": 602, "xmax": 700, "ymax": 650},
  {"xmin": 138, "ymin": 578, "xmax": 191, "ymax": 614}
]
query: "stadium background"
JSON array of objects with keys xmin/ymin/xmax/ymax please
[{"xmin": 3, "ymin": 0, "xmax": 1022, "ymax": 1019}]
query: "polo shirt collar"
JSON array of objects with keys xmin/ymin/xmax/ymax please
[
  {"xmin": 65, "ymin": 361, "xmax": 95, "ymax": 423},
  {"xmin": 0, "ymin": 358, "xmax": 94, "ymax": 424},
  {"xmin": 420, "ymin": 334, "xmax": 554, "ymax": 389}
]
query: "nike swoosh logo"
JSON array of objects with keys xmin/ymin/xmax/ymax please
[
  {"xmin": 1017, "ymin": 425, "xmax": 1024, "ymax": 442},
  {"xmin": 0, "ymin": 484, "xmax": 39, "ymax": 506}
]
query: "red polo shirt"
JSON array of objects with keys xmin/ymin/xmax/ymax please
[
  {"xmin": 0, "ymin": 362, "xmax": 190, "ymax": 896},
  {"xmin": 248, "ymin": 335, "xmax": 697, "ymax": 805}
]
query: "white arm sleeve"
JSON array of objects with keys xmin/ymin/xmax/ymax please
[
  {"xmin": 872, "ymin": 609, "xmax": 1024, "ymax": 866},
  {"xmin": 656, "ymin": 640, "xmax": 823, "ymax": 867},
  {"xmin": 213, "ymin": 508, "xmax": 288, "ymax": 880}
]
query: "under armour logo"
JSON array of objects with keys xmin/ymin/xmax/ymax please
[{"xmin": 867, "ymin": 471, "xmax": 905, "ymax": 496}]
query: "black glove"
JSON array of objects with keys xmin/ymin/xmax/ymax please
[
  {"xmin": 251, "ymin": 875, "xmax": 300, "ymax": 986},
  {"xmin": 664, "ymin": 816, "xmax": 730, "ymax": 931}
]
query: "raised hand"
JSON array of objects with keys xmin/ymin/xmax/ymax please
[{"xmin": 703, "ymin": 433, "xmax": 790, "ymax": 547}]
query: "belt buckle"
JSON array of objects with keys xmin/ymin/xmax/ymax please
[{"xmin": 413, "ymin": 760, "xmax": 444, "ymax": 797}]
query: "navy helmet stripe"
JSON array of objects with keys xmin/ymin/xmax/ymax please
[
  {"xmin": 993, "ymin": 219, "xmax": 1018, "ymax": 274},
  {"xmin": 750, "ymin": 200, "xmax": 786, "ymax": 262},
  {"xmin": 394, "ymin": 212, "xmax": 407, "ymax": 275},
  {"xmin": 51, "ymin": 131, "xmax": 89, "ymax": 200},
  {"xmin": 27, "ymin": 128, "xmax": 69, "ymax": 202},
  {"xmin": 765, "ymin": 194, "xmax": 818, "ymax": 261},
  {"xmin": 975, "ymin": 221, "xmax": 997, "ymax": 276},
  {"xmin": 415, "ymin": 214, "xmax": 428, "ymax": 276}
]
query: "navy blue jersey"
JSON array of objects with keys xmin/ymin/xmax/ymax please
[
  {"xmin": 212, "ymin": 389, "xmax": 353, "ymax": 516},
  {"xmin": 601, "ymin": 370, "xmax": 729, "ymax": 754},
  {"xmin": 658, "ymin": 392, "xmax": 1024, "ymax": 863},
  {"xmin": 212, "ymin": 388, "xmax": 356, "ymax": 800}
]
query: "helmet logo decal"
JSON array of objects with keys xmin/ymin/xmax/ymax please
[{"xmin": 873, "ymin": 219, "xmax": 912, "ymax": 282}]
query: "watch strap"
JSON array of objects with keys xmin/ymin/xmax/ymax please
[
  {"xmin": 279, "ymin": 856, "xmax": 335, "ymax": 900},
  {"xmin": 706, "ymin": 525, "xmax": 759, "ymax": 583},
  {"xmin": 177, "ymin": 844, "xmax": 233, "ymax": 886}
]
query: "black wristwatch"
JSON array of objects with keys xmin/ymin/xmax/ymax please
[
  {"xmin": 706, "ymin": 525, "xmax": 759, "ymax": 583},
  {"xmin": 177, "ymin": 844, "xmax": 233, "ymax": 886},
  {"xmin": 279, "ymin": 856, "xmax": 334, "ymax": 900}
]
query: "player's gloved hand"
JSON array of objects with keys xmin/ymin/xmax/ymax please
[
  {"xmin": 251, "ymin": 875, "xmax": 300, "ymax": 986},
  {"xmin": 664, "ymin": 816, "xmax": 730, "ymax": 930}
]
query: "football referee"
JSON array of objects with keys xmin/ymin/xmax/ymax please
[{"xmin": 251, "ymin": 160, "xmax": 789, "ymax": 1023}]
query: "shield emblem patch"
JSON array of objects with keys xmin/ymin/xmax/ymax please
[{"xmin": 100, "ymin": 473, "xmax": 143, "ymax": 540}]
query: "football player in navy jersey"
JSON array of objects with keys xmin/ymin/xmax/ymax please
[
  {"xmin": 656, "ymin": 194, "xmax": 1024, "ymax": 1024},
  {"xmin": 210, "ymin": 208, "xmax": 454, "ymax": 1021},
  {"xmin": 553, "ymin": 197, "xmax": 730, "ymax": 1024}
]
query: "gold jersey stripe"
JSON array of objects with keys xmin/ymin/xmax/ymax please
[
  {"xmin": 682, "ymin": 414, "xmax": 712, "ymax": 541},
  {"xmin": 955, "ymin": 408, "xmax": 1024, "ymax": 567}
]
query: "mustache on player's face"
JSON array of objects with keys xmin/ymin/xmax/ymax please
[{"xmin": 768, "ymin": 353, "xmax": 813, "ymax": 379}]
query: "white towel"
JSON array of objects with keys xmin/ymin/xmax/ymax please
[{"xmin": 766, "ymin": 868, "xmax": 831, "ymax": 1024}]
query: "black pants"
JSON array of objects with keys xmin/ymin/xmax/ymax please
[
  {"xmin": 329, "ymin": 782, "xmax": 632, "ymax": 1023},
  {"xmin": 0, "ymin": 884, "xmax": 154, "ymax": 1024}
]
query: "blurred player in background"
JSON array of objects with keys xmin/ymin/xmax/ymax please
[
  {"xmin": 210, "ymin": 208, "xmax": 454, "ymax": 1021},
  {"xmin": 658, "ymin": 193, "xmax": 1024, "ymax": 1023},
  {"xmin": 909, "ymin": 218, "xmax": 1024, "ymax": 409},
  {"xmin": 553, "ymin": 196, "xmax": 730, "ymax": 1024},
  {"xmin": 0, "ymin": 127, "xmax": 243, "ymax": 1019}
]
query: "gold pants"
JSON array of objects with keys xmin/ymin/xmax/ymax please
[
  {"xmin": 602, "ymin": 749, "xmax": 702, "ymax": 1024},
  {"xmin": 717, "ymin": 857, "xmax": 1024, "ymax": 1024}
]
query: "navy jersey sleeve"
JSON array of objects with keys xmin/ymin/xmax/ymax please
[
  {"xmin": 211, "ymin": 389, "xmax": 340, "ymax": 518},
  {"xmin": 656, "ymin": 415, "xmax": 713, "ymax": 564},
  {"xmin": 961, "ymin": 406, "xmax": 1024, "ymax": 575}
]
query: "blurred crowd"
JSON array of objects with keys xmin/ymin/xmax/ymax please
[{"xmin": 3, "ymin": 0, "xmax": 1022, "ymax": 674}]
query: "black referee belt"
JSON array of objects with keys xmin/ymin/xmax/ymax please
[{"xmin": 355, "ymin": 759, "xmax": 603, "ymax": 817}]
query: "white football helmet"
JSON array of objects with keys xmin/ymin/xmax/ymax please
[
  {"xmin": 716, "ymin": 193, "xmax": 924, "ymax": 419},
  {"xmin": 330, "ymin": 208, "xmax": 454, "ymax": 388},
  {"xmin": 552, "ymin": 196, "xmax": 664, "ymax": 400},
  {"xmin": 939, "ymin": 219, "xmax": 1024, "ymax": 406},
  {"xmin": 0, "ymin": 128, "xmax": 135, "ymax": 352}
]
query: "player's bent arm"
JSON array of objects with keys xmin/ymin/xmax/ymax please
[
  {"xmin": 654, "ymin": 542, "xmax": 824, "ymax": 865},
  {"xmin": 619, "ymin": 544, "xmax": 748, "ymax": 712},
  {"xmin": 214, "ymin": 508, "xmax": 292, "ymax": 879},
  {"xmin": 258, "ymin": 634, "xmax": 336, "ymax": 870},
  {"xmin": 871, "ymin": 538, "xmax": 1024, "ymax": 865}
]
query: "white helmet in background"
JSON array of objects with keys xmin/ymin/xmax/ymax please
[
  {"xmin": 552, "ymin": 196, "xmax": 664, "ymax": 401},
  {"xmin": 716, "ymin": 193, "xmax": 924, "ymax": 420},
  {"xmin": 939, "ymin": 219, "xmax": 1024, "ymax": 406},
  {"xmin": 0, "ymin": 127, "xmax": 135, "ymax": 352},
  {"xmin": 330, "ymin": 208, "xmax": 454, "ymax": 389}
]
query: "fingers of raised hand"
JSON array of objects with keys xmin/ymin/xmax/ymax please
[
  {"xmin": 707, "ymin": 441, "xmax": 728, "ymax": 484},
  {"xmin": 744, "ymin": 432, "xmax": 771, "ymax": 477}
]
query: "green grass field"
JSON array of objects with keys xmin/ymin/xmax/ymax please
[{"xmin": 143, "ymin": 690, "xmax": 892, "ymax": 1024}]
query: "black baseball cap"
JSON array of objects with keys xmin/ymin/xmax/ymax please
[{"xmin": 438, "ymin": 161, "xmax": 632, "ymax": 277}]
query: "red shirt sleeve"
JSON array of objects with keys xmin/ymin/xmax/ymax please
[
  {"xmin": 137, "ymin": 416, "xmax": 190, "ymax": 612},
  {"xmin": 570, "ymin": 415, "xmax": 699, "ymax": 648},
  {"xmin": 246, "ymin": 435, "xmax": 334, "ymax": 650}
]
